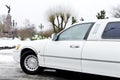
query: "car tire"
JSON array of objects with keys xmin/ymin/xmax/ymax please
[{"xmin": 20, "ymin": 51, "xmax": 43, "ymax": 75}]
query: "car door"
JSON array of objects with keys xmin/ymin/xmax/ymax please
[
  {"xmin": 82, "ymin": 22, "xmax": 120, "ymax": 77},
  {"xmin": 44, "ymin": 23, "xmax": 94, "ymax": 72}
]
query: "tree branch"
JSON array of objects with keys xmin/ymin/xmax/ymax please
[{"xmin": 56, "ymin": 15, "xmax": 60, "ymax": 28}]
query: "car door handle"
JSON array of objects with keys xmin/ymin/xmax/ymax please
[{"xmin": 70, "ymin": 45, "xmax": 80, "ymax": 48}]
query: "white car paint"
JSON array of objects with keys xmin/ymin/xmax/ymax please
[
  {"xmin": 13, "ymin": 18, "xmax": 120, "ymax": 78},
  {"xmin": 44, "ymin": 40, "xmax": 86, "ymax": 72}
]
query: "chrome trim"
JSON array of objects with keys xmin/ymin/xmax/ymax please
[
  {"xmin": 82, "ymin": 58, "xmax": 120, "ymax": 64},
  {"xmin": 40, "ymin": 55, "xmax": 120, "ymax": 64},
  {"xmin": 87, "ymin": 39, "xmax": 120, "ymax": 42},
  {"xmin": 40, "ymin": 55, "xmax": 80, "ymax": 60}
]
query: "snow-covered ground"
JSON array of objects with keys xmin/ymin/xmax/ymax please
[
  {"xmin": 0, "ymin": 38, "xmax": 21, "ymax": 63},
  {"xmin": 0, "ymin": 54, "xmax": 14, "ymax": 63}
]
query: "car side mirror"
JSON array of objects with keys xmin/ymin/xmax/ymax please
[{"xmin": 51, "ymin": 34, "xmax": 58, "ymax": 41}]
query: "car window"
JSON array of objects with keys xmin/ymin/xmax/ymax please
[
  {"xmin": 102, "ymin": 22, "xmax": 120, "ymax": 39},
  {"xmin": 57, "ymin": 23, "xmax": 94, "ymax": 41}
]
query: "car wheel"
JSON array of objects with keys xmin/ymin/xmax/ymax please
[{"xmin": 20, "ymin": 51, "xmax": 43, "ymax": 75}]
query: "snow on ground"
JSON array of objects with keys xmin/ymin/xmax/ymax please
[
  {"xmin": 0, "ymin": 54, "xmax": 14, "ymax": 63},
  {"xmin": 0, "ymin": 49, "xmax": 14, "ymax": 63},
  {"xmin": 0, "ymin": 38, "xmax": 21, "ymax": 63}
]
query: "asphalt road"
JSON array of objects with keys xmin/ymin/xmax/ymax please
[{"xmin": 0, "ymin": 52, "xmax": 119, "ymax": 80}]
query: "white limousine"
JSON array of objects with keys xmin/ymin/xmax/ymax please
[{"xmin": 13, "ymin": 19, "xmax": 120, "ymax": 78}]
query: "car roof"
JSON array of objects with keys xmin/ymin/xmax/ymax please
[{"xmin": 73, "ymin": 18, "xmax": 120, "ymax": 25}]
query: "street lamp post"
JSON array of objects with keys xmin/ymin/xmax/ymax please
[
  {"xmin": 12, "ymin": 20, "xmax": 17, "ymax": 39},
  {"xmin": 39, "ymin": 24, "xmax": 44, "ymax": 38}
]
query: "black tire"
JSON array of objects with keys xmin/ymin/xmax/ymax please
[{"xmin": 20, "ymin": 51, "xmax": 43, "ymax": 75}]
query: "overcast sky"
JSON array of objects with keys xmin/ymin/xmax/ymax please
[{"xmin": 0, "ymin": 0, "xmax": 120, "ymax": 28}]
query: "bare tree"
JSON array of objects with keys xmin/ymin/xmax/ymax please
[
  {"xmin": 112, "ymin": 6, "xmax": 120, "ymax": 18},
  {"xmin": 47, "ymin": 6, "xmax": 77, "ymax": 33},
  {"xmin": 17, "ymin": 19, "xmax": 36, "ymax": 40},
  {"xmin": 43, "ymin": 29, "xmax": 53, "ymax": 38},
  {"xmin": 17, "ymin": 27, "xmax": 36, "ymax": 40},
  {"xmin": 0, "ymin": 21, "xmax": 3, "ymax": 32},
  {"xmin": 0, "ymin": 15, "xmax": 6, "ymax": 37}
]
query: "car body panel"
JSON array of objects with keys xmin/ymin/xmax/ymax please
[
  {"xmin": 13, "ymin": 19, "xmax": 120, "ymax": 78},
  {"xmin": 44, "ymin": 40, "xmax": 86, "ymax": 72},
  {"xmin": 82, "ymin": 41, "xmax": 120, "ymax": 77}
]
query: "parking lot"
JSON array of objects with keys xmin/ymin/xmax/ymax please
[{"xmin": 0, "ymin": 51, "xmax": 118, "ymax": 80}]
